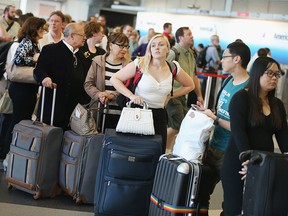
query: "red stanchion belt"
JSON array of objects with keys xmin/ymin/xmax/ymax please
[{"xmin": 197, "ymin": 71, "xmax": 228, "ymax": 79}]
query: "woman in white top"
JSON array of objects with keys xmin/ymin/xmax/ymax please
[{"xmin": 110, "ymin": 34, "xmax": 194, "ymax": 152}]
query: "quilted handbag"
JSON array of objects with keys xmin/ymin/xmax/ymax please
[
  {"xmin": 70, "ymin": 102, "xmax": 98, "ymax": 135},
  {"xmin": 116, "ymin": 101, "xmax": 155, "ymax": 135},
  {"xmin": 6, "ymin": 61, "xmax": 36, "ymax": 84},
  {"xmin": 0, "ymin": 89, "xmax": 13, "ymax": 114}
]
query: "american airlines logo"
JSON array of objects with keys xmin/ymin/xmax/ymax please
[{"xmin": 274, "ymin": 33, "xmax": 288, "ymax": 40}]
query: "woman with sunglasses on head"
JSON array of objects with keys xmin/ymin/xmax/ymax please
[
  {"xmin": 2, "ymin": 17, "xmax": 46, "ymax": 159},
  {"xmin": 221, "ymin": 56, "xmax": 288, "ymax": 215},
  {"xmin": 110, "ymin": 34, "xmax": 194, "ymax": 153},
  {"xmin": 84, "ymin": 32, "xmax": 131, "ymax": 131}
]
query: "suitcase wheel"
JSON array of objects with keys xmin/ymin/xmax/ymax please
[
  {"xmin": 7, "ymin": 184, "xmax": 13, "ymax": 191},
  {"xmin": 33, "ymin": 191, "xmax": 41, "ymax": 200},
  {"xmin": 75, "ymin": 197, "xmax": 82, "ymax": 205}
]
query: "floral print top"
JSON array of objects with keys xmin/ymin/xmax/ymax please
[{"xmin": 14, "ymin": 38, "xmax": 40, "ymax": 67}]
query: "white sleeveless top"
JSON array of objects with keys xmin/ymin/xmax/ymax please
[{"xmin": 134, "ymin": 58, "xmax": 180, "ymax": 109}]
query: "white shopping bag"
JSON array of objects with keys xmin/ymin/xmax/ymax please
[{"xmin": 173, "ymin": 108, "xmax": 214, "ymax": 164}]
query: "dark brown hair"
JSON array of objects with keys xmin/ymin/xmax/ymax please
[
  {"xmin": 84, "ymin": 21, "xmax": 103, "ymax": 38},
  {"xmin": 18, "ymin": 17, "xmax": 46, "ymax": 43}
]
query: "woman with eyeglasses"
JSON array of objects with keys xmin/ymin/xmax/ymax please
[
  {"xmin": 2, "ymin": 17, "xmax": 46, "ymax": 159},
  {"xmin": 84, "ymin": 32, "xmax": 131, "ymax": 131},
  {"xmin": 221, "ymin": 56, "xmax": 288, "ymax": 215}
]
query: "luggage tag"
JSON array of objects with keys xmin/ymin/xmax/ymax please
[{"xmin": 75, "ymin": 107, "xmax": 81, "ymax": 118}]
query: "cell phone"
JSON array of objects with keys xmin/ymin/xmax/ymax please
[{"xmin": 191, "ymin": 104, "xmax": 199, "ymax": 111}]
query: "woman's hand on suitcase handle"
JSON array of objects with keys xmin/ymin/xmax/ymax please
[
  {"xmin": 239, "ymin": 160, "xmax": 249, "ymax": 180},
  {"xmin": 98, "ymin": 92, "xmax": 113, "ymax": 104},
  {"xmin": 42, "ymin": 77, "xmax": 57, "ymax": 89}
]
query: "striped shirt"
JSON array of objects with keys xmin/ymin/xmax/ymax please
[{"xmin": 105, "ymin": 61, "xmax": 122, "ymax": 115}]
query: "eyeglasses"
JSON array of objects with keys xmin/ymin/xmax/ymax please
[
  {"xmin": 264, "ymin": 70, "xmax": 281, "ymax": 78},
  {"xmin": 222, "ymin": 55, "xmax": 234, "ymax": 59},
  {"xmin": 72, "ymin": 33, "xmax": 86, "ymax": 38},
  {"xmin": 112, "ymin": 42, "xmax": 130, "ymax": 49}
]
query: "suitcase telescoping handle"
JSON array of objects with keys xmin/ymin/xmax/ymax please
[
  {"xmin": 239, "ymin": 150, "xmax": 263, "ymax": 165},
  {"xmin": 40, "ymin": 87, "xmax": 56, "ymax": 126}
]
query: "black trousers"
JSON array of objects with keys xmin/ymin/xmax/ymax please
[
  {"xmin": 152, "ymin": 108, "xmax": 167, "ymax": 154},
  {"xmin": 0, "ymin": 114, "xmax": 12, "ymax": 159},
  {"xmin": 3, "ymin": 82, "xmax": 37, "ymax": 157}
]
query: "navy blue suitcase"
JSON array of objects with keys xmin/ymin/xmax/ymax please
[{"xmin": 94, "ymin": 129, "xmax": 162, "ymax": 216}]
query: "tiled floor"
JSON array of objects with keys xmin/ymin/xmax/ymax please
[{"xmin": 0, "ymin": 169, "xmax": 223, "ymax": 216}]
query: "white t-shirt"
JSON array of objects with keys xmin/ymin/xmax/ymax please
[{"xmin": 134, "ymin": 58, "xmax": 180, "ymax": 109}]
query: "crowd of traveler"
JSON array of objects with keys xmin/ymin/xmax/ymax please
[{"xmin": 0, "ymin": 4, "xmax": 287, "ymax": 215}]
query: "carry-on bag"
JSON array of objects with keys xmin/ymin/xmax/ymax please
[
  {"xmin": 240, "ymin": 150, "xmax": 288, "ymax": 216},
  {"xmin": 5, "ymin": 87, "xmax": 63, "ymax": 199},
  {"xmin": 173, "ymin": 108, "xmax": 214, "ymax": 164},
  {"xmin": 59, "ymin": 130, "xmax": 104, "ymax": 204},
  {"xmin": 94, "ymin": 128, "xmax": 162, "ymax": 216},
  {"xmin": 149, "ymin": 154, "xmax": 209, "ymax": 216}
]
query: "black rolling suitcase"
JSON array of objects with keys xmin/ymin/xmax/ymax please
[
  {"xmin": 240, "ymin": 150, "xmax": 288, "ymax": 216},
  {"xmin": 94, "ymin": 129, "xmax": 162, "ymax": 216},
  {"xmin": 149, "ymin": 154, "xmax": 209, "ymax": 216}
]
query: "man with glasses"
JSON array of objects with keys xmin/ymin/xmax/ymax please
[
  {"xmin": 39, "ymin": 10, "xmax": 65, "ymax": 49},
  {"xmin": 34, "ymin": 23, "xmax": 90, "ymax": 130},
  {"xmin": 194, "ymin": 41, "xmax": 251, "ymax": 213},
  {"xmin": 0, "ymin": 5, "xmax": 20, "ymax": 40}
]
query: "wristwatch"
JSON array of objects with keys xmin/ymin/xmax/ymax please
[{"xmin": 214, "ymin": 116, "xmax": 219, "ymax": 125}]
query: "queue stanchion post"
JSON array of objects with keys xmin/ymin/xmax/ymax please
[
  {"xmin": 197, "ymin": 71, "xmax": 228, "ymax": 109},
  {"xmin": 204, "ymin": 76, "xmax": 212, "ymax": 109}
]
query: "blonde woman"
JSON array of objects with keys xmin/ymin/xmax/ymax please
[{"xmin": 110, "ymin": 34, "xmax": 194, "ymax": 152}]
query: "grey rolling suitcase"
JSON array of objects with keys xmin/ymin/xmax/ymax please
[
  {"xmin": 59, "ymin": 130, "xmax": 103, "ymax": 204},
  {"xmin": 5, "ymin": 88, "xmax": 63, "ymax": 199}
]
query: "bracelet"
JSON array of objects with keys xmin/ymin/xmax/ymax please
[
  {"xmin": 214, "ymin": 116, "xmax": 219, "ymax": 125},
  {"xmin": 110, "ymin": 92, "xmax": 117, "ymax": 98},
  {"xmin": 128, "ymin": 93, "xmax": 133, "ymax": 99}
]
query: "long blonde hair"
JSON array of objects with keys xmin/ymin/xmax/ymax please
[{"xmin": 138, "ymin": 34, "xmax": 170, "ymax": 72}]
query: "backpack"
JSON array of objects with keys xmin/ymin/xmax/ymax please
[
  {"xmin": 214, "ymin": 75, "xmax": 233, "ymax": 111},
  {"xmin": 196, "ymin": 45, "xmax": 212, "ymax": 68},
  {"xmin": 116, "ymin": 61, "xmax": 178, "ymax": 108},
  {"xmin": 0, "ymin": 41, "xmax": 14, "ymax": 78},
  {"xmin": 171, "ymin": 47, "xmax": 180, "ymax": 62}
]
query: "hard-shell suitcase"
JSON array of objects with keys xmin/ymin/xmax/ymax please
[
  {"xmin": 240, "ymin": 150, "xmax": 288, "ymax": 216},
  {"xmin": 5, "ymin": 88, "xmax": 63, "ymax": 199},
  {"xmin": 94, "ymin": 128, "xmax": 162, "ymax": 216},
  {"xmin": 149, "ymin": 154, "xmax": 209, "ymax": 216},
  {"xmin": 59, "ymin": 130, "xmax": 103, "ymax": 204}
]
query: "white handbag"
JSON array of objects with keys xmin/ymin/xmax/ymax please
[
  {"xmin": 173, "ymin": 108, "xmax": 214, "ymax": 164},
  {"xmin": 116, "ymin": 101, "xmax": 155, "ymax": 135}
]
